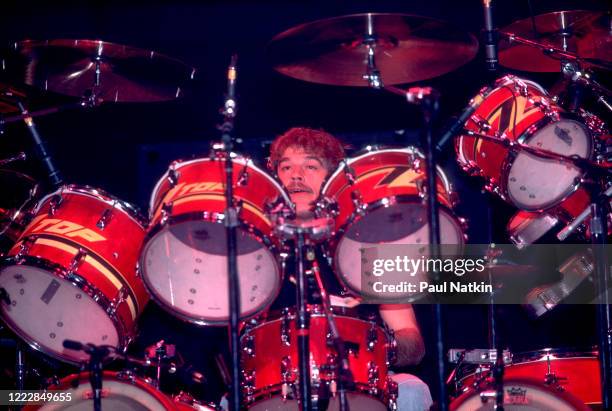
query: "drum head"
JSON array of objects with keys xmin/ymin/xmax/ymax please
[
  {"xmin": 32, "ymin": 377, "xmax": 172, "ymax": 411},
  {"xmin": 249, "ymin": 392, "xmax": 387, "ymax": 411},
  {"xmin": 507, "ymin": 119, "xmax": 590, "ymax": 211},
  {"xmin": 141, "ymin": 222, "xmax": 280, "ymax": 324},
  {"xmin": 336, "ymin": 207, "xmax": 463, "ymax": 296},
  {"xmin": 0, "ymin": 264, "xmax": 119, "ymax": 362},
  {"xmin": 451, "ymin": 378, "xmax": 591, "ymax": 411}
]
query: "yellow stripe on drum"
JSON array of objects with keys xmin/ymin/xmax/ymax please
[
  {"xmin": 33, "ymin": 238, "xmax": 138, "ymax": 321},
  {"xmin": 172, "ymin": 193, "xmax": 271, "ymax": 225}
]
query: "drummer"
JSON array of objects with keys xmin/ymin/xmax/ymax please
[{"xmin": 269, "ymin": 127, "xmax": 432, "ymax": 411}]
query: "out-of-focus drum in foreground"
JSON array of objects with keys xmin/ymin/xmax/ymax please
[
  {"xmin": 320, "ymin": 146, "xmax": 465, "ymax": 297},
  {"xmin": 240, "ymin": 305, "xmax": 398, "ymax": 410},
  {"xmin": 22, "ymin": 371, "xmax": 177, "ymax": 411},
  {"xmin": 457, "ymin": 75, "xmax": 593, "ymax": 212},
  {"xmin": 0, "ymin": 186, "xmax": 148, "ymax": 363},
  {"xmin": 450, "ymin": 378, "xmax": 591, "ymax": 410},
  {"xmin": 141, "ymin": 154, "xmax": 290, "ymax": 325},
  {"xmin": 455, "ymin": 349, "xmax": 601, "ymax": 409}
]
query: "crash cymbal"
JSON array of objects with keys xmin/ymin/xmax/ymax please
[
  {"xmin": 499, "ymin": 10, "xmax": 611, "ymax": 72},
  {"xmin": 7, "ymin": 39, "xmax": 196, "ymax": 103},
  {"xmin": 268, "ymin": 13, "xmax": 478, "ymax": 86}
]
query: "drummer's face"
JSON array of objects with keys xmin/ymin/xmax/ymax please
[{"xmin": 277, "ymin": 146, "xmax": 328, "ymax": 215}]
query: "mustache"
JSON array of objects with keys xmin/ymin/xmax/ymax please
[{"xmin": 286, "ymin": 183, "xmax": 313, "ymax": 193}]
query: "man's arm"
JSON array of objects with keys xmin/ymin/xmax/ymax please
[{"xmin": 379, "ymin": 304, "xmax": 425, "ymax": 367}]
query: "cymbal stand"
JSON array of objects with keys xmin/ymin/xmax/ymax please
[
  {"xmin": 216, "ymin": 54, "xmax": 242, "ymax": 411},
  {"xmin": 295, "ymin": 229, "xmax": 313, "ymax": 411}
]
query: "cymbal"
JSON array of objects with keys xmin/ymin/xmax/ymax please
[
  {"xmin": 499, "ymin": 10, "xmax": 612, "ymax": 72},
  {"xmin": 267, "ymin": 13, "xmax": 478, "ymax": 86},
  {"xmin": 7, "ymin": 39, "xmax": 196, "ymax": 103}
]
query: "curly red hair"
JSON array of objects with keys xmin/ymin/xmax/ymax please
[{"xmin": 269, "ymin": 127, "xmax": 345, "ymax": 173}]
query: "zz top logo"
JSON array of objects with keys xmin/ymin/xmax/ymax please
[{"xmin": 30, "ymin": 218, "xmax": 106, "ymax": 242}]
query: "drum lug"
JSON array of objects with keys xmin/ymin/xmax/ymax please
[
  {"xmin": 96, "ymin": 208, "xmax": 114, "ymax": 230},
  {"xmin": 116, "ymin": 369, "xmax": 137, "ymax": 383},
  {"xmin": 280, "ymin": 356, "xmax": 297, "ymax": 401},
  {"xmin": 237, "ymin": 165, "xmax": 249, "ymax": 187},
  {"xmin": 386, "ymin": 329, "xmax": 398, "ymax": 366},
  {"xmin": 108, "ymin": 286, "xmax": 129, "ymax": 316},
  {"xmin": 167, "ymin": 168, "xmax": 179, "ymax": 187},
  {"xmin": 366, "ymin": 324, "xmax": 378, "ymax": 352},
  {"xmin": 351, "ymin": 190, "xmax": 365, "ymax": 214},
  {"xmin": 315, "ymin": 196, "xmax": 339, "ymax": 217},
  {"xmin": 15, "ymin": 236, "xmax": 36, "ymax": 259},
  {"xmin": 241, "ymin": 369, "xmax": 256, "ymax": 403},
  {"xmin": 242, "ymin": 334, "xmax": 255, "ymax": 358},
  {"xmin": 386, "ymin": 377, "xmax": 398, "ymax": 411},
  {"xmin": 281, "ymin": 312, "xmax": 291, "ymax": 346},
  {"xmin": 68, "ymin": 248, "xmax": 88, "ymax": 274},
  {"xmin": 48, "ymin": 194, "xmax": 63, "ymax": 216},
  {"xmin": 160, "ymin": 202, "xmax": 173, "ymax": 225},
  {"xmin": 367, "ymin": 361, "xmax": 380, "ymax": 395},
  {"xmin": 343, "ymin": 161, "xmax": 358, "ymax": 185}
]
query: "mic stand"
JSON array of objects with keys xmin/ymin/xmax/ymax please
[
  {"xmin": 311, "ymin": 260, "xmax": 353, "ymax": 411},
  {"xmin": 385, "ymin": 85, "xmax": 448, "ymax": 411},
  {"xmin": 217, "ymin": 54, "xmax": 242, "ymax": 411},
  {"xmin": 16, "ymin": 101, "xmax": 63, "ymax": 188},
  {"xmin": 295, "ymin": 229, "xmax": 313, "ymax": 411}
]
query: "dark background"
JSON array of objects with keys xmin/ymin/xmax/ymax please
[{"xmin": 0, "ymin": 0, "xmax": 609, "ymax": 406}]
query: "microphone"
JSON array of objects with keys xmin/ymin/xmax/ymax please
[
  {"xmin": 224, "ymin": 54, "xmax": 238, "ymax": 118},
  {"xmin": 436, "ymin": 87, "xmax": 489, "ymax": 152},
  {"xmin": 483, "ymin": 0, "xmax": 498, "ymax": 71}
]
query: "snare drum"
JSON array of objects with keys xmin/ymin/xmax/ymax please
[
  {"xmin": 240, "ymin": 305, "xmax": 397, "ymax": 410},
  {"xmin": 457, "ymin": 349, "xmax": 601, "ymax": 408},
  {"xmin": 321, "ymin": 147, "xmax": 465, "ymax": 297},
  {"xmin": 0, "ymin": 186, "xmax": 148, "ymax": 363},
  {"xmin": 141, "ymin": 154, "xmax": 290, "ymax": 325},
  {"xmin": 22, "ymin": 370, "xmax": 177, "ymax": 410},
  {"xmin": 457, "ymin": 75, "xmax": 592, "ymax": 212}
]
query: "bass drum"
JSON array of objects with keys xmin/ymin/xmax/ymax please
[
  {"xmin": 450, "ymin": 378, "xmax": 591, "ymax": 411},
  {"xmin": 22, "ymin": 371, "xmax": 177, "ymax": 411},
  {"xmin": 456, "ymin": 349, "xmax": 601, "ymax": 409}
]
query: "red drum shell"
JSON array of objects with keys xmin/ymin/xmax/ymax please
[
  {"xmin": 0, "ymin": 186, "xmax": 148, "ymax": 363},
  {"xmin": 141, "ymin": 156, "xmax": 290, "ymax": 325},
  {"xmin": 456, "ymin": 75, "xmax": 592, "ymax": 212},
  {"xmin": 241, "ymin": 306, "xmax": 392, "ymax": 409}
]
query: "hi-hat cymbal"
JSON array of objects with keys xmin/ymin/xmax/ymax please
[
  {"xmin": 267, "ymin": 13, "xmax": 479, "ymax": 86},
  {"xmin": 6, "ymin": 39, "xmax": 197, "ymax": 103},
  {"xmin": 499, "ymin": 10, "xmax": 611, "ymax": 72}
]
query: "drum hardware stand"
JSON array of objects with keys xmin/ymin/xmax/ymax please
[
  {"xmin": 144, "ymin": 340, "xmax": 176, "ymax": 389},
  {"xmin": 311, "ymin": 259, "xmax": 354, "ymax": 411},
  {"xmin": 216, "ymin": 54, "xmax": 242, "ymax": 411},
  {"xmin": 0, "ymin": 152, "xmax": 26, "ymax": 166},
  {"xmin": 62, "ymin": 339, "xmax": 113, "ymax": 411}
]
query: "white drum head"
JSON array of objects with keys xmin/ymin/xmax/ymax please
[
  {"xmin": 0, "ymin": 265, "xmax": 119, "ymax": 362},
  {"xmin": 451, "ymin": 379, "xmax": 587, "ymax": 411},
  {"xmin": 336, "ymin": 206, "xmax": 463, "ymax": 296},
  {"xmin": 507, "ymin": 119, "xmax": 590, "ymax": 210},
  {"xmin": 35, "ymin": 378, "xmax": 170, "ymax": 411},
  {"xmin": 249, "ymin": 392, "xmax": 386, "ymax": 411},
  {"xmin": 141, "ymin": 221, "xmax": 280, "ymax": 323}
]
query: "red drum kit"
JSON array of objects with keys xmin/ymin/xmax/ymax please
[{"xmin": 0, "ymin": 4, "xmax": 610, "ymax": 411}]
